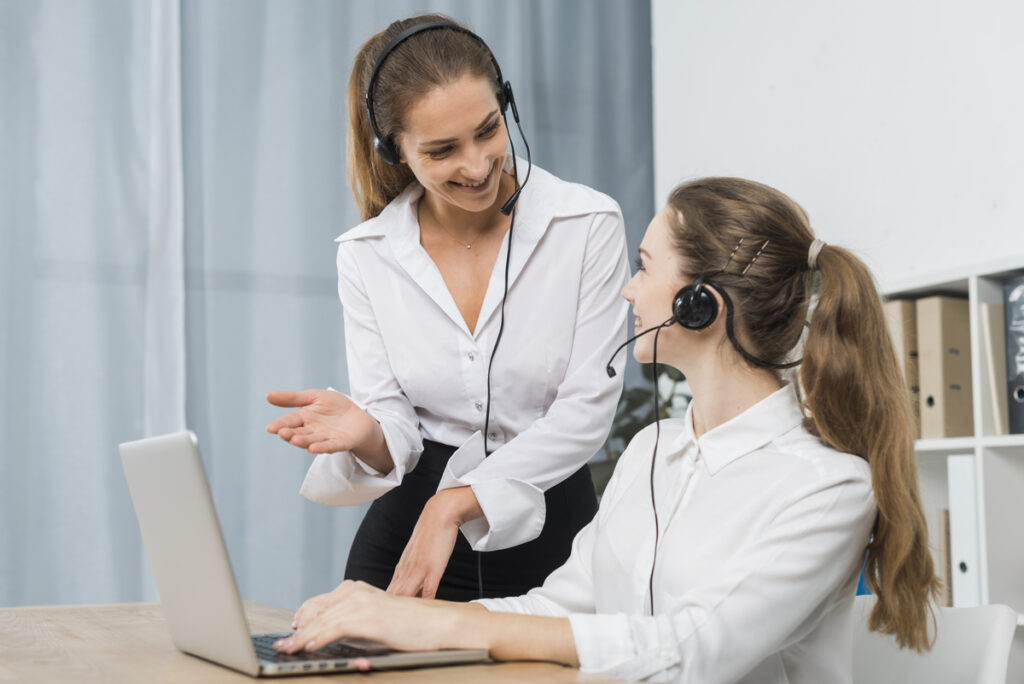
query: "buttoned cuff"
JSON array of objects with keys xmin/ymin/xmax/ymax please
[
  {"xmin": 568, "ymin": 613, "xmax": 678, "ymax": 681},
  {"xmin": 436, "ymin": 432, "xmax": 545, "ymax": 551},
  {"xmin": 298, "ymin": 403, "xmax": 422, "ymax": 506}
]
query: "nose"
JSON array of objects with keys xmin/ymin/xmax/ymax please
[
  {"xmin": 621, "ymin": 274, "xmax": 635, "ymax": 301},
  {"xmin": 461, "ymin": 143, "xmax": 492, "ymax": 179}
]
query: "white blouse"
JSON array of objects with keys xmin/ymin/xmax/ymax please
[
  {"xmin": 477, "ymin": 385, "xmax": 877, "ymax": 683},
  {"xmin": 299, "ymin": 161, "xmax": 630, "ymax": 551}
]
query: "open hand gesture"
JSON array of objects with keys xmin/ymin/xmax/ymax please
[{"xmin": 266, "ymin": 390, "xmax": 389, "ymax": 468}]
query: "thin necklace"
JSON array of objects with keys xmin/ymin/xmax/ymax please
[{"xmin": 422, "ymin": 202, "xmax": 488, "ymax": 250}]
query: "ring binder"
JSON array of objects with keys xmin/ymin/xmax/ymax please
[{"xmin": 1004, "ymin": 275, "xmax": 1024, "ymax": 434}]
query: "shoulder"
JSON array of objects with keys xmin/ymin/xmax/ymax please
[
  {"xmin": 762, "ymin": 426, "xmax": 874, "ymax": 506},
  {"xmin": 335, "ymin": 182, "xmax": 421, "ymax": 245},
  {"xmin": 598, "ymin": 419, "xmax": 686, "ymax": 509},
  {"xmin": 616, "ymin": 419, "xmax": 687, "ymax": 473},
  {"xmin": 336, "ymin": 214, "xmax": 388, "ymax": 245},
  {"xmin": 521, "ymin": 164, "xmax": 623, "ymax": 223}
]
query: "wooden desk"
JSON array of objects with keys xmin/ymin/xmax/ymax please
[{"xmin": 0, "ymin": 602, "xmax": 625, "ymax": 683}]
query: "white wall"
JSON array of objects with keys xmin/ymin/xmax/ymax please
[{"xmin": 652, "ymin": 0, "xmax": 1024, "ymax": 291}]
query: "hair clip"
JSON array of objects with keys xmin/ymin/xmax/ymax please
[
  {"xmin": 741, "ymin": 239, "xmax": 770, "ymax": 275},
  {"xmin": 722, "ymin": 238, "xmax": 744, "ymax": 273}
]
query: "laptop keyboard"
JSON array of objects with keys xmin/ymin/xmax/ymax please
[{"xmin": 253, "ymin": 633, "xmax": 396, "ymax": 663}]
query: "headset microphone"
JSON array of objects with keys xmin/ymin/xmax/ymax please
[
  {"xmin": 605, "ymin": 319, "xmax": 675, "ymax": 378},
  {"xmin": 498, "ymin": 87, "xmax": 531, "ymax": 216}
]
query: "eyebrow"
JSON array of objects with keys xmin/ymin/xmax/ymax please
[
  {"xmin": 638, "ymin": 248, "xmax": 652, "ymax": 259},
  {"xmin": 420, "ymin": 110, "xmax": 500, "ymax": 147}
]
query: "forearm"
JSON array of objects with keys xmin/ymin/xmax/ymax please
[{"xmin": 450, "ymin": 603, "xmax": 579, "ymax": 667}]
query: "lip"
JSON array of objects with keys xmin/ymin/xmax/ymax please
[{"xmin": 449, "ymin": 163, "xmax": 496, "ymax": 196}]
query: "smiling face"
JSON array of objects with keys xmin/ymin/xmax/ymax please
[
  {"xmin": 396, "ymin": 74, "xmax": 510, "ymax": 215},
  {"xmin": 621, "ymin": 207, "xmax": 691, "ymax": 364}
]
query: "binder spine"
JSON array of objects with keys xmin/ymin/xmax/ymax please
[
  {"xmin": 1005, "ymin": 275, "xmax": 1024, "ymax": 434},
  {"xmin": 947, "ymin": 454, "xmax": 980, "ymax": 607}
]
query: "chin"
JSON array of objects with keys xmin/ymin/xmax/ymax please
[
  {"xmin": 447, "ymin": 187, "xmax": 500, "ymax": 213},
  {"xmin": 631, "ymin": 345, "xmax": 653, "ymax": 364}
]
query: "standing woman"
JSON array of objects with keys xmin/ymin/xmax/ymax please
[
  {"xmin": 266, "ymin": 14, "xmax": 629, "ymax": 601},
  {"xmin": 275, "ymin": 177, "xmax": 939, "ymax": 684}
]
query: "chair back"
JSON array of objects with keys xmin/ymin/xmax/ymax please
[{"xmin": 852, "ymin": 595, "xmax": 1017, "ymax": 684}]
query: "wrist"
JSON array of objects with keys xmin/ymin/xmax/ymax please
[
  {"xmin": 429, "ymin": 486, "xmax": 483, "ymax": 527},
  {"xmin": 352, "ymin": 419, "xmax": 393, "ymax": 473},
  {"xmin": 447, "ymin": 602, "xmax": 492, "ymax": 652}
]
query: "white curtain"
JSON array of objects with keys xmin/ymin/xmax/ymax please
[{"xmin": 0, "ymin": 0, "xmax": 652, "ymax": 610}]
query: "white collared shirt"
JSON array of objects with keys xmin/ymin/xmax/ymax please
[
  {"xmin": 477, "ymin": 385, "xmax": 877, "ymax": 683},
  {"xmin": 299, "ymin": 161, "xmax": 630, "ymax": 551}
]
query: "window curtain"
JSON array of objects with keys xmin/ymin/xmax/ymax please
[{"xmin": 1, "ymin": 0, "xmax": 652, "ymax": 610}]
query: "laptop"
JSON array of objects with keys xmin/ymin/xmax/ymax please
[{"xmin": 120, "ymin": 430, "xmax": 489, "ymax": 677}]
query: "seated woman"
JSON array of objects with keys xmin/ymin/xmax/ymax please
[{"xmin": 274, "ymin": 177, "xmax": 939, "ymax": 683}]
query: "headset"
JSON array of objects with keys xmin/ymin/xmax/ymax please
[
  {"xmin": 364, "ymin": 21, "xmax": 528, "ymax": 217},
  {"xmin": 365, "ymin": 20, "xmax": 532, "ymax": 600},
  {"xmin": 605, "ymin": 273, "xmax": 801, "ymax": 614},
  {"xmin": 607, "ymin": 277, "xmax": 801, "ymax": 379}
]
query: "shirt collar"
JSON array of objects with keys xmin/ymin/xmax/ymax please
[
  {"xmin": 671, "ymin": 384, "xmax": 805, "ymax": 476},
  {"xmin": 334, "ymin": 156, "xmax": 611, "ymax": 246}
]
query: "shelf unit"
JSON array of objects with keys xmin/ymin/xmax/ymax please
[{"xmin": 883, "ymin": 257, "xmax": 1024, "ymax": 646}]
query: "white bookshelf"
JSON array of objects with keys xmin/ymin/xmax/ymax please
[{"xmin": 883, "ymin": 259, "xmax": 1024, "ymax": 669}]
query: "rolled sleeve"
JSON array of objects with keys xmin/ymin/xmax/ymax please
[
  {"xmin": 569, "ymin": 613, "xmax": 680, "ymax": 682},
  {"xmin": 299, "ymin": 403, "xmax": 423, "ymax": 506},
  {"xmin": 437, "ymin": 431, "xmax": 545, "ymax": 550},
  {"xmin": 298, "ymin": 241, "xmax": 423, "ymax": 506},
  {"xmin": 476, "ymin": 481, "xmax": 603, "ymax": 615}
]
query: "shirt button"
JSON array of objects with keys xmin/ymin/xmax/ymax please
[
  {"xmin": 474, "ymin": 401, "xmax": 484, "ymax": 412},
  {"xmin": 467, "ymin": 352, "xmax": 476, "ymax": 362},
  {"xmin": 488, "ymin": 432, "xmax": 498, "ymax": 441}
]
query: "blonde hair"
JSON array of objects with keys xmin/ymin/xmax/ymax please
[
  {"xmin": 346, "ymin": 15, "xmax": 501, "ymax": 220},
  {"xmin": 667, "ymin": 177, "xmax": 940, "ymax": 651}
]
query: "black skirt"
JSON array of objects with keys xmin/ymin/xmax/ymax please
[{"xmin": 344, "ymin": 439, "xmax": 598, "ymax": 602}]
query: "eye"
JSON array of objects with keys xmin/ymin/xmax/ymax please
[
  {"xmin": 478, "ymin": 120, "xmax": 501, "ymax": 139},
  {"xmin": 425, "ymin": 146, "xmax": 453, "ymax": 160},
  {"xmin": 634, "ymin": 255, "xmax": 645, "ymax": 273}
]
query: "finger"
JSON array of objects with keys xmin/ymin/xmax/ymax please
[
  {"xmin": 293, "ymin": 595, "xmax": 327, "ymax": 629},
  {"xmin": 266, "ymin": 389, "xmax": 322, "ymax": 408},
  {"xmin": 386, "ymin": 567, "xmax": 422, "ymax": 598},
  {"xmin": 279, "ymin": 425, "xmax": 315, "ymax": 443},
  {"xmin": 266, "ymin": 412, "xmax": 305, "ymax": 434},
  {"xmin": 420, "ymin": 570, "xmax": 441, "ymax": 601},
  {"xmin": 287, "ymin": 429, "xmax": 324, "ymax": 448},
  {"xmin": 295, "ymin": 581, "xmax": 358, "ymax": 629},
  {"xmin": 280, "ymin": 606, "xmax": 353, "ymax": 654},
  {"xmin": 307, "ymin": 437, "xmax": 352, "ymax": 454}
]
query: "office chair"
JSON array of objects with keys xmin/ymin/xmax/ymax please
[{"xmin": 852, "ymin": 595, "xmax": 1018, "ymax": 684}]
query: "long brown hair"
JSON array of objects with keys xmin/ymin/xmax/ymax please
[
  {"xmin": 666, "ymin": 177, "xmax": 939, "ymax": 651},
  {"xmin": 347, "ymin": 15, "xmax": 501, "ymax": 220}
]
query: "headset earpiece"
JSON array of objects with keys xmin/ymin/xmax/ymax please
[
  {"xmin": 672, "ymin": 279, "xmax": 719, "ymax": 330},
  {"xmin": 500, "ymin": 81, "xmax": 519, "ymax": 122},
  {"xmin": 373, "ymin": 135, "xmax": 401, "ymax": 166}
]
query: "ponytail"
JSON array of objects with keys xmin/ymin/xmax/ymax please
[
  {"xmin": 801, "ymin": 245, "xmax": 940, "ymax": 651},
  {"xmin": 346, "ymin": 30, "xmax": 416, "ymax": 221}
]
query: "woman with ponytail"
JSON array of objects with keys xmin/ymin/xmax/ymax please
[
  {"xmin": 265, "ymin": 14, "xmax": 630, "ymax": 603},
  {"xmin": 275, "ymin": 177, "xmax": 939, "ymax": 684}
]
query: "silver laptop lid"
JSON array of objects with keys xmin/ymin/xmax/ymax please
[{"xmin": 120, "ymin": 431, "xmax": 260, "ymax": 676}]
